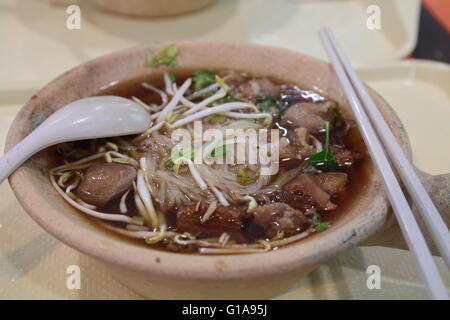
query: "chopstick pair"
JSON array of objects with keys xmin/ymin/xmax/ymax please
[{"xmin": 318, "ymin": 27, "xmax": 450, "ymax": 300}]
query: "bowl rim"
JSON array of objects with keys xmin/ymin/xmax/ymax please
[{"xmin": 6, "ymin": 41, "xmax": 409, "ymax": 280}]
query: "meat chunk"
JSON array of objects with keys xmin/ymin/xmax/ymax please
[
  {"xmin": 313, "ymin": 172, "xmax": 348, "ymax": 194},
  {"xmin": 257, "ymin": 190, "xmax": 313, "ymax": 210},
  {"xmin": 76, "ymin": 163, "xmax": 136, "ymax": 207},
  {"xmin": 283, "ymin": 102, "xmax": 331, "ymax": 132},
  {"xmin": 291, "ymin": 127, "xmax": 317, "ymax": 158},
  {"xmin": 176, "ymin": 202, "xmax": 245, "ymax": 241},
  {"xmin": 285, "ymin": 173, "xmax": 339, "ymax": 210},
  {"xmin": 253, "ymin": 203, "xmax": 310, "ymax": 238},
  {"xmin": 283, "ymin": 173, "xmax": 349, "ymax": 210},
  {"xmin": 237, "ymin": 78, "xmax": 281, "ymax": 98},
  {"xmin": 279, "ymin": 137, "xmax": 297, "ymax": 159},
  {"xmin": 330, "ymin": 145, "xmax": 363, "ymax": 167}
]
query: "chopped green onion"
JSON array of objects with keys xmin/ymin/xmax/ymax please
[
  {"xmin": 315, "ymin": 222, "xmax": 331, "ymax": 232},
  {"xmin": 254, "ymin": 96, "xmax": 280, "ymax": 112},
  {"xmin": 210, "ymin": 114, "xmax": 226, "ymax": 124},
  {"xmin": 237, "ymin": 169, "xmax": 256, "ymax": 185},
  {"xmin": 165, "ymin": 147, "xmax": 195, "ymax": 169},
  {"xmin": 311, "ymin": 212, "xmax": 331, "ymax": 232},
  {"xmin": 210, "ymin": 95, "xmax": 235, "ymax": 106},
  {"xmin": 39, "ymin": 168, "xmax": 46, "ymax": 177},
  {"xmin": 210, "ymin": 145, "xmax": 228, "ymax": 157},
  {"xmin": 167, "ymin": 72, "xmax": 176, "ymax": 82},
  {"xmin": 193, "ymin": 69, "xmax": 215, "ymax": 91},
  {"xmin": 146, "ymin": 44, "xmax": 179, "ymax": 67}
]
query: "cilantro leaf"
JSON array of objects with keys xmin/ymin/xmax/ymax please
[{"xmin": 304, "ymin": 121, "xmax": 339, "ymax": 172}]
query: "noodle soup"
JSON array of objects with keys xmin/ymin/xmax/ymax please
[{"xmin": 49, "ymin": 68, "xmax": 367, "ymax": 254}]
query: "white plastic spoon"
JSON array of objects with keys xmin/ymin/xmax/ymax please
[{"xmin": 0, "ymin": 96, "xmax": 151, "ymax": 183}]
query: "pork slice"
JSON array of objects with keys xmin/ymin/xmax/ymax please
[
  {"xmin": 237, "ymin": 78, "xmax": 281, "ymax": 99},
  {"xmin": 76, "ymin": 163, "xmax": 137, "ymax": 207},
  {"xmin": 284, "ymin": 173, "xmax": 336, "ymax": 210},
  {"xmin": 253, "ymin": 203, "xmax": 310, "ymax": 238},
  {"xmin": 176, "ymin": 202, "xmax": 245, "ymax": 241}
]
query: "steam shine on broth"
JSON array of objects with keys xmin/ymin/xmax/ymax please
[{"xmin": 49, "ymin": 68, "xmax": 366, "ymax": 254}]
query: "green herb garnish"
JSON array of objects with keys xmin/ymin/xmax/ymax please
[
  {"xmin": 315, "ymin": 222, "xmax": 331, "ymax": 232},
  {"xmin": 255, "ymin": 96, "xmax": 283, "ymax": 118},
  {"xmin": 327, "ymin": 103, "xmax": 345, "ymax": 131},
  {"xmin": 210, "ymin": 114, "xmax": 226, "ymax": 124},
  {"xmin": 193, "ymin": 69, "xmax": 216, "ymax": 90},
  {"xmin": 255, "ymin": 96, "xmax": 280, "ymax": 112},
  {"xmin": 146, "ymin": 44, "xmax": 179, "ymax": 67},
  {"xmin": 311, "ymin": 212, "xmax": 331, "ymax": 232},
  {"xmin": 237, "ymin": 168, "xmax": 257, "ymax": 185},
  {"xmin": 165, "ymin": 147, "xmax": 195, "ymax": 169},
  {"xmin": 39, "ymin": 168, "xmax": 46, "ymax": 177},
  {"xmin": 167, "ymin": 72, "xmax": 176, "ymax": 82},
  {"xmin": 210, "ymin": 95, "xmax": 235, "ymax": 106},
  {"xmin": 210, "ymin": 145, "xmax": 228, "ymax": 157},
  {"xmin": 304, "ymin": 121, "xmax": 338, "ymax": 172}
]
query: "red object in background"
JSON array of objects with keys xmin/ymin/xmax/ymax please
[{"xmin": 422, "ymin": 0, "xmax": 450, "ymax": 33}]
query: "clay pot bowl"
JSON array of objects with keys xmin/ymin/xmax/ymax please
[
  {"xmin": 6, "ymin": 42, "xmax": 449, "ymax": 299},
  {"xmin": 92, "ymin": 0, "xmax": 215, "ymax": 17}
]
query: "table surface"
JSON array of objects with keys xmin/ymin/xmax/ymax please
[{"xmin": 0, "ymin": 0, "xmax": 449, "ymax": 300}]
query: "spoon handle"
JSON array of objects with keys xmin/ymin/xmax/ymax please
[{"xmin": 0, "ymin": 133, "xmax": 47, "ymax": 183}]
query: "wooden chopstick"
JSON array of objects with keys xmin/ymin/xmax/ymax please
[{"xmin": 318, "ymin": 27, "xmax": 449, "ymax": 300}]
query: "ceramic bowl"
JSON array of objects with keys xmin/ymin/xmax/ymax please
[
  {"xmin": 92, "ymin": 0, "xmax": 215, "ymax": 17},
  {"xmin": 5, "ymin": 41, "xmax": 449, "ymax": 299}
]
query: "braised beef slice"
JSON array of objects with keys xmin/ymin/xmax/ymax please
[
  {"xmin": 253, "ymin": 203, "xmax": 310, "ymax": 238},
  {"xmin": 282, "ymin": 102, "xmax": 331, "ymax": 132},
  {"xmin": 76, "ymin": 163, "xmax": 136, "ymax": 207},
  {"xmin": 257, "ymin": 190, "xmax": 313, "ymax": 210},
  {"xmin": 312, "ymin": 172, "xmax": 348, "ymax": 194},
  {"xmin": 176, "ymin": 202, "xmax": 245, "ymax": 241},
  {"xmin": 237, "ymin": 78, "xmax": 281, "ymax": 99},
  {"xmin": 330, "ymin": 145, "xmax": 363, "ymax": 167},
  {"xmin": 283, "ymin": 173, "xmax": 347, "ymax": 211}
]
